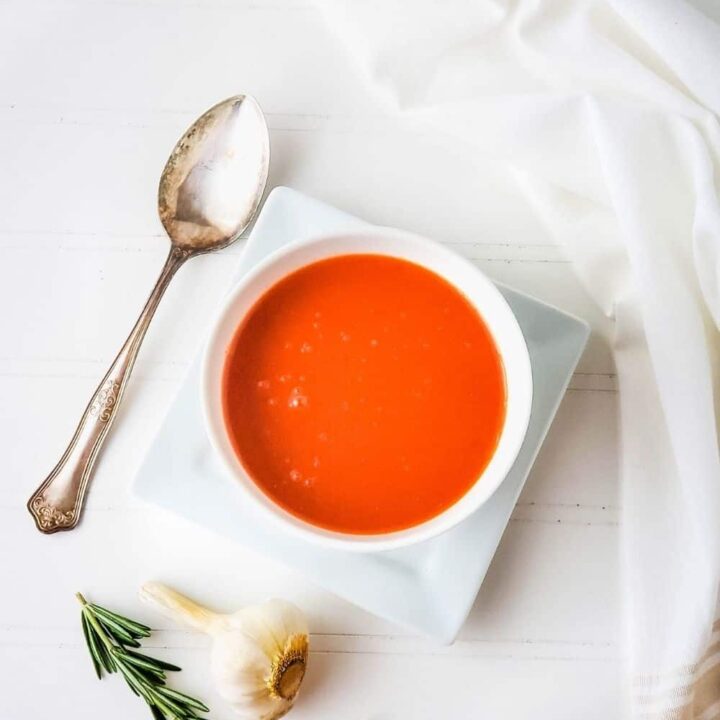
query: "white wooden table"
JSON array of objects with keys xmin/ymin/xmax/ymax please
[{"xmin": 0, "ymin": 2, "xmax": 623, "ymax": 718}]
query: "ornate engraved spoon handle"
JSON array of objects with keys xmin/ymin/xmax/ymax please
[{"xmin": 27, "ymin": 246, "xmax": 190, "ymax": 533}]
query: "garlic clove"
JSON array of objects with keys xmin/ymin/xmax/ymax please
[
  {"xmin": 219, "ymin": 679, "xmax": 286, "ymax": 720},
  {"xmin": 233, "ymin": 599, "xmax": 309, "ymax": 700}
]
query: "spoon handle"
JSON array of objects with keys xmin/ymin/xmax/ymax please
[{"xmin": 27, "ymin": 246, "xmax": 190, "ymax": 533}]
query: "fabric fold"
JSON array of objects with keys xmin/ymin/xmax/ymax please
[{"xmin": 314, "ymin": 1, "xmax": 720, "ymax": 717}]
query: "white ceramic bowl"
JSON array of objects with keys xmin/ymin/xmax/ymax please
[{"xmin": 202, "ymin": 227, "xmax": 533, "ymax": 552}]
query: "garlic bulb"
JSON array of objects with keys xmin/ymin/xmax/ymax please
[{"xmin": 139, "ymin": 582, "xmax": 309, "ymax": 720}]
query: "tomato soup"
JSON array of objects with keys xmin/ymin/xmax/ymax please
[{"xmin": 222, "ymin": 254, "xmax": 506, "ymax": 535}]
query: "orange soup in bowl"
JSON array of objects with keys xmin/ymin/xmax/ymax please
[{"xmin": 221, "ymin": 254, "xmax": 506, "ymax": 535}]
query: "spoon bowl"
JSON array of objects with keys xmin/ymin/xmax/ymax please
[
  {"xmin": 159, "ymin": 95, "xmax": 269, "ymax": 252},
  {"xmin": 27, "ymin": 95, "xmax": 270, "ymax": 533}
]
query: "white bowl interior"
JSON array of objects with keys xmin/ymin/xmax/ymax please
[{"xmin": 202, "ymin": 228, "xmax": 533, "ymax": 552}]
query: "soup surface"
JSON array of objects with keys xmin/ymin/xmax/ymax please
[{"xmin": 222, "ymin": 254, "xmax": 506, "ymax": 534}]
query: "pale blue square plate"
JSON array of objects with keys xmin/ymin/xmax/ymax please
[{"xmin": 134, "ymin": 187, "xmax": 589, "ymax": 643}]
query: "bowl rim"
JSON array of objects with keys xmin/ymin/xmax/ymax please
[{"xmin": 201, "ymin": 226, "xmax": 533, "ymax": 552}]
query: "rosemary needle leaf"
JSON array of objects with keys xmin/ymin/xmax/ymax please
[
  {"xmin": 156, "ymin": 686, "xmax": 210, "ymax": 713},
  {"xmin": 150, "ymin": 691, "xmax": 189, "ymax": 718},
  {"xmin": 91, "ymin": 605, "xmax": 152, "ymax": 638},
  {"xmin": 119, "ymin": 650, "xmax": 168, "ymax": 678},
  {"xmin": 151, "ymin": 697, "xmax": 178, "ymax": 718},
  {"xmin": 123, "ymin": 670, "xmax": 154, "ymax": 704},
  {"xmin": 83, "ymin": 614, "xmax": 115, "ymax": 674},
  {"xmin": 80, "ymin": 614, "xmax": 102, "ymax": 680},
  {"xmin": 97, "ymin": 640, "xmax": 117, "ymax": 674},
  {"xmin": 125, "ymin": 649, "xmax": 182, "ymax": 673},
  {"xmin": 149, "ymin": 705, "xmax": 165, "ymax": 720},
  {"xmin": 134, "ymin": 666, "xmax": 167, "ymax": 687},
  {"xmin": 95, "ymin": 615, "xmax": 141, "ymax": 646},
  {"xmin": 89, "ymin": 626, "xmax": 116, "ymax": 674}
]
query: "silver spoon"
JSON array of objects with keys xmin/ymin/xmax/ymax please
[{"xmin": 28, "ymin": 95, "xmax": 270, "ymax": 533}]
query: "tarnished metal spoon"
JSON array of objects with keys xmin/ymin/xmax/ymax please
[{"xmin": 28, "ymin": 95, "xmax": 270, "ymax": 533}]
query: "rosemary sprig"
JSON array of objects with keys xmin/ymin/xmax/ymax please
[{"xmin": 77, "ymin": 593, "xmax": 209, "ymax": 720}]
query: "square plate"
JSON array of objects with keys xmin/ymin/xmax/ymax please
[{"xmin": 134, "ymin": 187, "xmax": 589, "ymax": 642}]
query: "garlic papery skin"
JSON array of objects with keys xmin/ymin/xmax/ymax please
[{"xmin": 139, "ymin": 582, "xmax": 309, "ymax": 720}]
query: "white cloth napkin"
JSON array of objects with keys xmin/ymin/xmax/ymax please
[{"xmin": 313, "ymin": 1, "xmax": 720, "ymax": 717}]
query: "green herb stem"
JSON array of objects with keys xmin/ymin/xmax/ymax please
[{"xmin": 77, "ymin": 593, "xmax": 208, "ymax": 720}]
